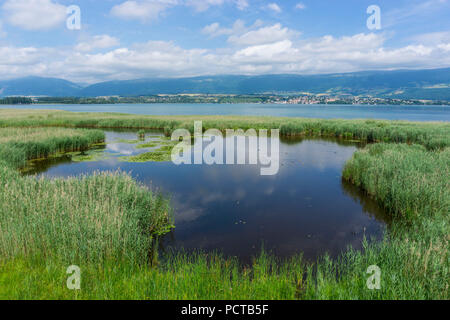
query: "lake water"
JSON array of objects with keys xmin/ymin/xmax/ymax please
[
  {"xmin": 4, "ymin": 103, "xmax": 450, "ymax": 121},
  {"xmin": 27, "ymin": 130, "xmax": 389, "ymax": 263}
]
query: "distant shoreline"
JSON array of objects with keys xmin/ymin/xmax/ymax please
[
  {"xmin": 2, "ymin": 101, "xmax": 450, "ymax": 106},
  {"xmin": 2, "ymin": 104, "xmax": 449, "ymax": 122},
  {"xmin": 2, "ymin": 93, "xmax": 450, "ymax": 106}
]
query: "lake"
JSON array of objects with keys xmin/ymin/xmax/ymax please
[
  {"xmin": 26, "ymin": 130, "xmax": 389, "ymax": 264},
  {"xmin": 4, "ymin": 103, "xmax": 450, "ymax": 121}
]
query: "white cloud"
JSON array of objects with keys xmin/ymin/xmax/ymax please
[
  {"xmin": 111, "ymin": 0, "xmax": 178, "ymax": 21},
  {"xmin": 0, "ymin": 27, "xmax": 449, "ymax": 83},
  {"xmin": 2, "ymin": 0, "xmax": 66, "ymax": 31},
  {"xmin": 186, "ymin": 0, "xmax": 247, "ymax": 12},
  {"xmin": 228, "ymin": 23, "xmax": 299, "ymax": 46},
  {"xmin": 234, "ymin": 0, "xmax": 249, "ymax": 10},
  {"xmin": 203, "ymin": 20, "xmax": 299, "ymax": 49},
  {"xmin": 75, "ymin": 35, "xmax": 120, "ymax": 53},
  {"xmin": 301, "ymin": 33, "xmax": 385, "ymax": 53},
  {"xmin": 111, "ymin": 0, "xmax": 247, "ymax": 20},
  {"xmin": 234, "ymin": 40, "xmax": 294, "ymax": 60},
  {"xmin": 59, "ymin": 41, "xmax": 212, "ymax": 82},
  {"xmin": 0, "ymin": 46, "xmax": 62, "ymax": 79},
  {"xmin": 202, "ymin": 23, "xmax": 220, "ymax": 34},
  {"xmin": 266, "ymin": 3, "xmax": 282, "ymax": 13},
  {"xmin": 295, "ymin": 3, "xmax": 306, "ymax": 10},
  {"xmin": 438, "ymin": 43, "xmax": 450, "ymax": 51},
  {"xmin": 202, "ymin": 20, "xmax": 247, "ymax": 38},
  {"xmin": 186, "ymin": 0, "xmax": 225, "ymax": 12}
]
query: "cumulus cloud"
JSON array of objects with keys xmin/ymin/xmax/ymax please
[
  {"xmin": 186, "ymin": 0, "xmax": 225, "ymax": 12},
  {"xmin": 0, "ymin": 27, "xmax": 449, "ymax": 83},
  {"xmin": 228, "ymin": 23, "xmax": 299, "ymax": 46},
  {"xmin": 266, "ymin": 3, "xmax": 282, "ymax": 13},
  {"xmin": 234, "ymin": 40, "xmax": 294, "ymax": 60},
  {"xmin": 2, "ymin": 0, "xmax": 66, "ymax": 31},
  {"xmin": 59, "ymin": 41, "xmax": 212, "ymax": 82},
  {"xmin": 75, "ymin": 35, "xmax": 120, "ymax": 53},
  {"xmin": 234, "ymin": 0, "xmax": 249, "ymax": 10},
  {"xmin": 111, "ymin": 0, "xmax": 179, "ymax": 21},
  {"xmin": 202, "ymin": 23, "xmax": 222, "ymax": 36},
  {"xmin": 202, "ymin": 20, "xmax": 299, "ymax": 50},
  {"xmin": 437, "ymin": 43, "xmax": 450, "ymax": 52},
  {"xmin": 0, "ymin": 45, "xmax": 62, "ymax": 78},
  {"xmin": 186, "ymin": 0, "xmax": 248, "ymax": 12},
  {"xmin": 202, "ymin": 20, "xmax": 247, "ymax": 38},
  {"xmin": 111, "ymin": 0, "xmax": 247, "ymax": 19}
]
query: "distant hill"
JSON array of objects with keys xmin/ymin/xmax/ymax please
[
  {"xmin": 1, "ymin": 68, "xmax": 449, "ymax": 100},
  {"xmin": 0, "ymin": 77, "xmax": 82, "ymax": 97}
]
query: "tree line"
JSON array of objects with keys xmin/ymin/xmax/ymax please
[{"xmin": 0, "ymin": 97, "xmax": 33, "ymax": 105}]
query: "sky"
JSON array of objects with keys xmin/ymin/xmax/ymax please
[{"xmin": 0, "ymin": 0, "xmax": 449, "ymax": 84}]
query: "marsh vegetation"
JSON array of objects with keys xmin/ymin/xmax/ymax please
[{"xmin": 0, "ymin": 109, "xmax": 448, "ymax": 300}]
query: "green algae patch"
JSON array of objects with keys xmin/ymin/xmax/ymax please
[
  {"xmin": 91, "ymin": 142, "xmax": 107, "ymax": 147},
  {"xmin": 70, "ymin": 149, "xmax": 118, "ymax": 162},
  {"xmin": 135, "ymin": 142, "xmax": 160, "ymax": 149},
  {"xmin": 135, "ymin": 137, "xmax": 179, "ymax": 150},
  {"xmin": 119, "ymin": 145, "xmax": 175, "ymax": 163},
  {"xmin": 119, "ymin": 151, "xmax": 171, "ymax": 162},
  {"xmin": 60, "ymin": 147, "xmax": 119, "ymax": 163},
  {"xmin": 71, "ymin": 151, "xmax": 109, "ymax": 162},
  {"xmin": 21, "ymin": 147, "xmax": 112, "ymax": 172}
]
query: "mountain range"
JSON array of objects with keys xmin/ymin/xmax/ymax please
[{"xmin": 1, "ymin": 68, "xmax": 449, "ymax": 100}]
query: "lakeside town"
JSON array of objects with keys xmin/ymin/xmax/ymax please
[{"xmin": 1, "ymin": 94, "xmax": 449, "ymax": 106}]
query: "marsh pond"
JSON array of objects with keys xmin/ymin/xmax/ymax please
[{"xmin": 25, "ymin": 130, "xmax": 389, "ymax": 264}]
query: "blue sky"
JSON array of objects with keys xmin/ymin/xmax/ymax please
[{"xmin": 0, "ymin": 0, "xmax": 449, "ymax": 83}]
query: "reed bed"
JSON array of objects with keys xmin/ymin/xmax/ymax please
[
  {"xmin": 1, "ymin": 109, "xmax": 449, "ymax": 149},
  {"xmin": 343, "ymin": 143, "xmax": 450, "ymax": 221},
  {"xmin": 1, "ymin": 236, "xmax": 448, "ymax": 300},
  {"xmin": 0, "ymin": 127, "xmax": 104, "ymax": 168},
  {"xmin": 0, "ymin": 166, "xmax": 173, "ymax": 264}
]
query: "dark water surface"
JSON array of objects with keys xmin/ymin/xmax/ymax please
[
  {"xmin": 27, "ymin": 131, "xmax": 389, "ymax": 263},
  {"xmin": 5, "ymin": 103, "xmax": 450, "ymax": 121}
]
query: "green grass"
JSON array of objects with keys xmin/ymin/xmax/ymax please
[
  {"xmin": 1, "ymin": 109, "xmax": 448, "ymax": 149},
  {"xmin": 0, "ymin": 109, "xmax": 448, "ymax": 300},
  {"xmin": 0, "ymin": 165, "xmax": 173, "ymax": 265},
  {"xmin": 120, "ymin": 145, "xmax": 176, "ymax": 162},
  {"xmin": 1, "ymin": 237, "xmax": 448, "ymax": 299},
  {"xmin": 0, "ymin": 127, "xmax": 104, "ymax": 168},
  {"xmin": 135, "ymin": 142, "xmax": 159, "ymax": 149},
  {"xmin": 69, "ymin": 148, "xmax": 117, "ymax": 162},
  {"xmin": 339, "ymin": 144, "xmax": 449, "ymax": 299},
  {"xmin": 138, "ymin": 129, "xmax": 146, "ymax": 140},
  {"xmin": 343, "ymin": 143, "xmax": 449, "ymax": 222},
  {"xmin": 135, "ymin": 137, "xmax": 178, "ymax": 150}
]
